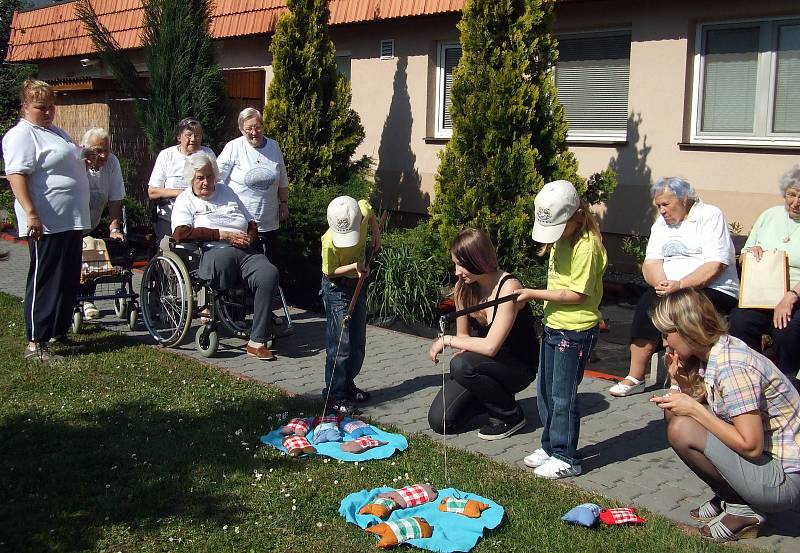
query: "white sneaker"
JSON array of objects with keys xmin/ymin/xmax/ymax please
[
  {"xmin": 608, "ymin": 376, "xmax": 645, "ymax": 397},
  {"xmin": 533, "ymin": 457, "xmax": 581, "ymax": 479},
  {"xmin": 523, "ymin": 448, "xmax": 551, "ymax": 468},
  {"xmin": 83, "ymin": 302, "xmax": 100, "ymax": 320}
]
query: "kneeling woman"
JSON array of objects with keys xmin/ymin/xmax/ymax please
[
  {"xmin": 651, "ymin": 289, "xmax": 800, "ymax": 542},
  {"xmin": 171, "ymin": 152, "xmax": 279, "ymax": 360},
  {"xmin": 428, "ymin": 229, "xmax": 538, "ymax": 440}
]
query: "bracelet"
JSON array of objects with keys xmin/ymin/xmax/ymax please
[{"xmin": 109, "ymin": 227, "xmax": 121, "ymax": 232}]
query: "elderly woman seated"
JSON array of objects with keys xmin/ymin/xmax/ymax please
[
  {"xmin": 729, "ymin": 165, "xmax": 800, "ymax": 387},
  {"xmin": 609, "ymin": 177, "xmax": 739, "ymax": 397},
  {"xmin": 171, "ymin": 152, "xmax": 279, "ymax": 361}
]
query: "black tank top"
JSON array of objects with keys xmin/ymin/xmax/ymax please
[{"xmin": 467, "ymin": 274, "xmax": 538, "ymax": 362}]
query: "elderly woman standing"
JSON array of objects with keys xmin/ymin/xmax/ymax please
[
  {"xmin": 650, "ymin": 289, "xmax": 800, "ymax": 542},
  {"xmin": 729, "ymin": 167, "xmax": 800, "ymax": 386},
  {"xmin": 216, "ymin": 107, "xmax": 289, "ymax": 259},
  {"xmin": 1, "ymin": 79, "xmax": 90, "ymax": 360},
  {"xmin": 148, "ymin": 117, "xmax": 217, "ymax": 243},
  {"xmin": 171, "ymin": 152, "xmax": 280, "ymax": 361},
  {"xmin": 609, "ymin": 177, "xmax": 739, "ymax": 397}
]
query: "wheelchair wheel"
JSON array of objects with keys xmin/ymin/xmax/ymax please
[
  {"xmin": 140, "ymin": 251, "xmax": 194, "ymax": 346},
  {"xmin": 71, "ymin": 309, "xmax": 83, "ymax": 334},
  {"xmin": 128, "ymin": 307, "xmax": 139, "ymax": 331},
  {"xmin": 195, "ymin": 325, "xmax": 219, "ymax": 357},
  {"xmin": 215, "ymin": 289, "xmax": 250, "ymax": 340},
  {"xmin": 114, "ymin": 296, "xmax": 128, "ymax": 319}
]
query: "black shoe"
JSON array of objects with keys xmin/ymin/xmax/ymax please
[
  {"xmin": 477, "ymin": 416, "xmax": 526, "ymax": 441},
  {"xmin": 49, "ymin": 335, "xmax": 82, "ymax": 348},
  {"xmin": 326, "ymin": 398, "xmax": 360, "ymax": 417},
  {"xmin": 348, "ymin": 384, "xmax": 371, "ymax": 403}
]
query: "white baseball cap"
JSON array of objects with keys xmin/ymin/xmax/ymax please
[
  {"xmin": 326, "ymin": 196, "xmax": 362, "ymax": 248},
  {"xmin": 531, "ymin": 180, "xmax": 580, "ymax": 244}
]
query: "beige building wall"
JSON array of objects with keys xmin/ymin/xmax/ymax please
[{"xmin": 554, "ymin": 0, "xmax": 799, "ymax": 237}]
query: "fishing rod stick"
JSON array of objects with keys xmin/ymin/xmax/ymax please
[{"xmin": 439, "ymin": 293, "xmax": 521, "ymax": 325}]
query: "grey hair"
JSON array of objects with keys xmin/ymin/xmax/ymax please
[
  {"xmin": 237, "ymin": 107, "xmax": 262, "ymax": 130},
  {"xmin": 80, "ymin": 127, "xmax": 109, "ymax": 147},
  {"xmin": 183, "ymin": 152, "xmax": 219, "ymax": 188},
  {"xmin": 650, "ymin": 177, "xmax": 698, "ymax": 201},
  {"xmin": 779, "ymin": 166, "xmax": 800, "ymax": 195}
]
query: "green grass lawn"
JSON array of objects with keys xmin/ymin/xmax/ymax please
[{"xmin": 0, "ymin": 292, "xmax": 752, "ymax": 553}]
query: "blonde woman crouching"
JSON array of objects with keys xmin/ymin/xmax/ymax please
[{"xmin": 649, "ymin": 288, "xmax": 800, "ymax": 541}]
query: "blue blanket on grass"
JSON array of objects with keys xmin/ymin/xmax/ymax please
[
  {"xmin": 339, "ymin": 487, "xmax": 504, "ymax": 552},
  {"xmin": 260, "ymin": 418, "xmax": 408, "ymax": 461}
]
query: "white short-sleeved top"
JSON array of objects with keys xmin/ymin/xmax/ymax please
[
  {"xmin": 171, "ymin": 184, "xmax": 251, "ymax": 234},
  {"xmin": 147, "ymin": 145, "xmax": 217, "ymax": 222},
  {"xmin": 87, "ymin": 153, "xmax": 126, "ymax": 230},
  {"xmin": 217, "ymin": 136, "xmax": 288, "ymax": 232},
  {"xmin": 645, "ymin": 200, "xmax": 740, "ymax": 298},
  {"xmin": 2, "ymin": 119, "xmax": 91, "ymax": 236}
]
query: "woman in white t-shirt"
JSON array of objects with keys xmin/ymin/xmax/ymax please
[
  {"xmin": 171, "ymin": 152, "xmax": 280, "ymax": 361},
  {"xmin": 217, "ymin": 107, "xmax": 289, "ymax": 261},
  {"xmin": 147, "ymin": 117, "xmax": 217, "ymax": 244},
  {"xmin": 609, "ymin": 177, "xmax": 740, "ymax": 397},
  {"xmin": 2, "ymin": 79, "xmax": 91, "ymax": 361}
]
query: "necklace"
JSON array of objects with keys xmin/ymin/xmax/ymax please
[{"xmin": 784, "ymin": 211, "xmax": 800, "ymax": 243}]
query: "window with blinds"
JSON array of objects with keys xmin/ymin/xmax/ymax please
[
  {"xmin": 692, "ymin": 18, "xmax": 800, "ymax": 146},
  {"xmin": 435, "ymin": 42, "xmax": 462, "ymax": 138},
  {"xmin": 555, "ymin": 31, "xmax": 631, "ymax": 142}
]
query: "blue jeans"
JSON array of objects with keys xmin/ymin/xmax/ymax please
[
  {"xmin": 321, "ymin": 277, "xmax": 367, "ymax": 399},
  {"xmin": 537, "ymin": 324, "xmax": 599, "ymax": 466}
]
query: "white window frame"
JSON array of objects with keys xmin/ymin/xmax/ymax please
[
  {"xmin": 555, "ymin": 28, "xmax": 631, "ymax": 143},
  {"xmin": 435, "ymin": 42, "xmax": 461, "ymax": 139},
  {"xmin": 690, "ymin": 16, "xmax": 800, "ymax": 147}
]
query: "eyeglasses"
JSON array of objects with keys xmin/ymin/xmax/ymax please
[{"xmin": 786, "ymin": 190, "xmax": 800, "ymax": 201}]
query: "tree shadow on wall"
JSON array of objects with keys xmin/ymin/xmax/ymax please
[
  {"xmin": 375, "ymin": 56, "xmax": 430, "ymax": 222},
  {"xmin": 597, "ymin": 112, "xmax": 656, "ymax": 234}
]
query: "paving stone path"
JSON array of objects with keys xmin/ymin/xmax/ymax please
[{"xmin": 1, "ymin": 238, "xmax": 797, "ymax": 551}]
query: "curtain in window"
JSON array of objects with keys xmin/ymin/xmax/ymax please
[
  {"xmin": 774, "ymin": 24, "xmax": 800, "ymax": 133},
  {"xmin": 442, "ymin": 46, "xmax": 462, "ymax": 130},
  {"xmin": 556, "ymin": 33, "xmax": 631, "ymax": 138},
  {"xmin": 701, "ymin": 27, "xmax": 759, "ymax": 133}
]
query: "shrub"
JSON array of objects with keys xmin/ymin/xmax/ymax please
[
  {"xmin": 621, "ymin": 234, "xmax": 648, "ymax": 265},
  {"xmin": 0, "ymin": 186, "xmax": 17, "ymax": 230},
  {"xmin": 367, "ymin": 224, "xmax": 450, "ymax": 325}
]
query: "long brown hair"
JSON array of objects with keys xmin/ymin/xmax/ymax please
[
  {"xmin": 650, "ymin": 288, "xmax": 727, "ymax": 399},
  {"xmin": 451, "ymin": 229, "xmax": 498, "ymax": 322}
]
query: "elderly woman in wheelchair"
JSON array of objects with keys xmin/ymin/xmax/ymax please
[{"xmin": 141, "ymin": 152, "xmax": 279, "ymax": 360}]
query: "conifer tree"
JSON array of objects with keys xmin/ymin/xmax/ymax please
[
  {"xmin": 0, "ymin": 0, "xmax": 36, "ymax": 145},
  {"xmin": 76, "ymin": 0, "xmax": 227, "ymax": 152},
  {"xmin": 429, "ymin": 0, "xmax": 584, "ymax": 274},
  {"xmin": 264, "ymin": 0, "xmax": 368, "ymax": 189}
]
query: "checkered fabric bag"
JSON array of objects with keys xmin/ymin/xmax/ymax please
[
  {"xmin": 441, "ymin": 497, "xmax": 469, "ymax": 514},
  {"xmin": 354, "ymin": 437, "xmax": 382, "ymax": 448},
  {"xmin": 365, "ymin": 517, "xmax": 432, "ymax": 548},
  {"xmin": 396, "ymin": 485, "xmax": 433, "ymax": 508},
  {"xmin": 358, "ymin": 496, "xmax": 398, "ymax": 518},
  {"xmin": 281, "ymin": 417, "xmax": 311, "ymax": 436},
  {"xmin": 599, "ymin": 507, "xmax": 645, "ymax": 525},
  {"xmin": 282, "ymin": 435, "xmax": 315, "ymax": 456},
  {"xmin": 313, "ymin": 415, "xmax": 341, "ymax": 427}
]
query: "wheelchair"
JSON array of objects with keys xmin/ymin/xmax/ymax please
[{"xmin": 139, "ymin": 240, "xmax": 293, "ymax": 357}]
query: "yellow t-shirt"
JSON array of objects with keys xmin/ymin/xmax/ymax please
[
  {"xmin": 321, "ymin": 199, "xmax": 374, "ymax": 279},
  {"xmin": 543, "ymin": 231, "xmax": 608, "ymax": 331}
]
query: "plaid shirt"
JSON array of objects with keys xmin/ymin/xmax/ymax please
[{"xmin": 705, "ymin": 335, "xmax": 800, "ymax": 473}]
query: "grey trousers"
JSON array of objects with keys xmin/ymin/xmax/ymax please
[{"xmin": 199, "ymin": 246, "xmax": 278, "ymax": 343}]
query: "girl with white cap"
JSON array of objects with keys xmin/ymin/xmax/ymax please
[{"xmin": 514, "ymin": 180, "xmax": 608, "ymax": 479}]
